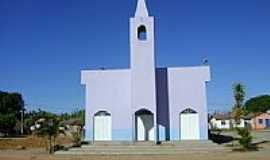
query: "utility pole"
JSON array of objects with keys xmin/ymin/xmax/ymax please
[
  {"xmin": 48, "ymin": 119, "xmax": 54, "ymax": 154},
  {"xmin": 20, "ymin": 108, "xmax": 24, "ymax": 135}
]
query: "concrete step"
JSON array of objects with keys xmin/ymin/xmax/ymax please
[
  {"xmin": 87, "ymin": 141, "xmax": 159, "ymax": 146},
  {"xmin": 56, "ymin": 147, "xmax": 228, "ymax": 155},
  {"xmin": 56, "ymin": 150, "xmax": 214, "ymax": 155},
  {"xmin": 78, "ymin": 145, "xmax": 222, "ymax": 150},
  {"xmin": 56, "ymin": 147, "xmax": 226, "ymax": 155},
  {"xmin": 81, "ymin": 141, "xmax": 220, "ymax": 148},
  {"xmin": 70, "ymin": 146, "xmax": 224, "ymax": 151},
  {"xmin": 83, "ymin": 140, "xmax": 217, "ymax": 146},
  {"xmin": 76, "ymin": 147, "xmax": 222, "ymax": 151},
  {"xmin": 55, "ymin": 141, "xmax": 227, "ymax": 155}
]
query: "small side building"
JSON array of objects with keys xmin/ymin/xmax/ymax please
[
  {"xmin": 210, "ymin": 112, "xmax": 252, "ymax": 130},
  {"xmin": 210, "ymin": 113, "xmax": 231, "ymax": 129},
  {"xmin": 251, "ymin": 111, "xmax": 270, "ymax": 130}
]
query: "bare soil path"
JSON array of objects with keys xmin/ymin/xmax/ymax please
[{"xmin": 0, "ymin": 144, "xmax": 270, "ymax": 160}]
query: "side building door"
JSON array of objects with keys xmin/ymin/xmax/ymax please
[{"xmin": 266, "ymin": 119, "xmax": 270, "ymax": 128}]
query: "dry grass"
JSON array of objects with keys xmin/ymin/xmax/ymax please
[{"xmin": 0, "ymin": 135, "xmax": 72, "ymax": 150}]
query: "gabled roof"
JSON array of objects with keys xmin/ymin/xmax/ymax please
[
  {"xmin": 212, "ymin": 112, "xmax": 231, "ymax": 120},
  {"xmin": 241, "ymin": 113, "xmax": 255, "ymax": 119},
  {"xmin": 212, "ymin": 112, "xmax": 255, "ymax": 120}
]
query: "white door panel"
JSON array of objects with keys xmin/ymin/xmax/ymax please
[
  {"xmin": 94, "ymin": 115, "xmax": 112, "ymax": 141},
  {"xmin": 149, "ymin": 127, "xmax": 154, "ymax": 141},
  {"xmin": 180, "ymin": 113, "xmax": 200, "ymax": 140},
  {"xmin": 137, "ymin": 116, "xmax": 145, "ymax": 141}
]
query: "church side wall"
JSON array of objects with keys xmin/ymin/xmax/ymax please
[
  {"xmin": 81, "ymin": 69, "xmax": 132, "ymax": 141},
  {"xmin": 167, "ymin": 66, "xmax": 210, "ymax": 140}
]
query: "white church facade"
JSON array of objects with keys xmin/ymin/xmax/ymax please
[{"xmin": 81, "ymin": 0, "xmax": 210, "ymax": 142}]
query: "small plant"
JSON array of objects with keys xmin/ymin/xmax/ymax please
[{"xmin": 236, "ymin": 127, "xmax": 253, "ymax": 150}]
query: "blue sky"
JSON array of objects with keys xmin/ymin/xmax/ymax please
[{"xmin": 1, "ymin": 0, "xmax": 270, "ymax": 113}]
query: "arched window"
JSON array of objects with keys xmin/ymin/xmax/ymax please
[{"xmin": 137, "ymin": 25, "xmax": 147, "ymax": 40}]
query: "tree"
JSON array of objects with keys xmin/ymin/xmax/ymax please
[
  {"xmin": 233, "ymin": 83, "xmax": 245, "ymax": 108},
  {"xmin": 32, "ymin": 111, "xmax": 60, "ymax": 154},
  {"xmin": 232, "ymin": 83, "xmax": 245, "ymax": 124},
  {"xmin": 24, "ymin": 109, "xmax": 55, "ymax": 134},
  {"xmin": 59, "ymin": 109, "xmax": 85, "ymax": 126},
  {"xmin": 245, "ymin": 95, "xmax": 270, "ymax": 113},
  {"xmin": 0, "ymin": 91, "xmax": 24, "ymax": 135}
]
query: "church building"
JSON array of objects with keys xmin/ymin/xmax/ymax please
[{"xmin": 81, "ymin": 0, "xmax": 210, "ymax": 142}]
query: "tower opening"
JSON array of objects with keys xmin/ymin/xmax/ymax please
[{"xmin": 137, "ymin": 25, "xmax": 147, "ymax": 40}]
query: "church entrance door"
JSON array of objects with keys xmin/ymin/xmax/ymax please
[{"xmin": 135, "ymin": 109, "xmax": 154, "ymax": 141}]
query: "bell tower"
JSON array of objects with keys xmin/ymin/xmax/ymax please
[
  {"xmin": 130, "ymin": 0, "xmax": 155, "ymax": 71},
  {"xmin": 130, "ymin": 0, "xmax": 158, "ymax": 141}
]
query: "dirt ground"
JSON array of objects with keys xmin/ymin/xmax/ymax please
[
  {"xmin": 0, "ymin": 135, "xmax": 72, "ymax": 150},
  {"xmin": 0, "ymin": 148, "xmax": 270, "ymax": 160},
  {"xmin": 0, "ymin": 142, "xmax": 270, "ymax": 160},
  {"xmin": 0, "ymin": 132, "xmax": 270, "ymax": 160}
]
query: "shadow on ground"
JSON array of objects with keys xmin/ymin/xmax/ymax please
[
  {"xmin": 209, "ymin": 133, "xmax": 234, "ymax": 144},
  {"xmin": 209, "ymin": 131, "xmax": 269, "ymax": 152}
]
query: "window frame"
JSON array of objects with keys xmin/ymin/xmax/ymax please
[
  {"xmin": 258, "ymin": 119, "xmax": 264, "ymax": 124},
  {"xmin": 221, "ymin": 120, "xmax": 226, "ymax": 126}
]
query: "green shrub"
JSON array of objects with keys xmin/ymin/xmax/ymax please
[{"xmin": 236, "ymin": 127, "xmax": 252, "ymax": 150}]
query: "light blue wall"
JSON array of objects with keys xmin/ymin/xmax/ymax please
[
  {"xmin": 84, "ymin": 129, "xmax": 132, "ymax": 141},
  {"xmin": 112, "ymin": 129, "xmax": 132, "ymax": 140},
  {"xmin": 82, "ymin": 66, "xmax": 210, "ymax": 141},
  {"xmin": 82, "ymin": 69, "xmax": 132, "ymax": 141},
  {"xmin": 84, "ymin": 127, "xmax": 93, "ymax": 141},
  {"xmin": 167, "ymin": 66, "xmax": 210, "ymax": 141},
  {"xmin": 170, "ymin": 129, "xmax": 179, "ymax": 140}
]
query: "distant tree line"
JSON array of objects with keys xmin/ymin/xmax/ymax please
[
  {"xmin": 24, "ymin": 109, "xmax": 85, "ymax": 134},
  {"xmin": 23, "ymin": 108, "xmax": 84, "ymax": 153},
  {"xmin": 0, "ymin": 91, "xmax": 24, "ymax": 136},
  {"xmin": 0, "ymin": 90, "xmax": 85, "ymax": 137},
  {"xmin": 244, "ymin": 95, "xmax": 270, "ymax": 113},
  {"xmin": 59, "ymin": 109, "xmax": 85, "ymax": 126},
  {"xmin": 231, "ymin": 84, "xmax": 270, "ymax": 117}
]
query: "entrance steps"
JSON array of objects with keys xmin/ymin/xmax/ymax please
[{"xmin": 55, "ymin": 140, "xmax": 228, "ymax": 155}]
